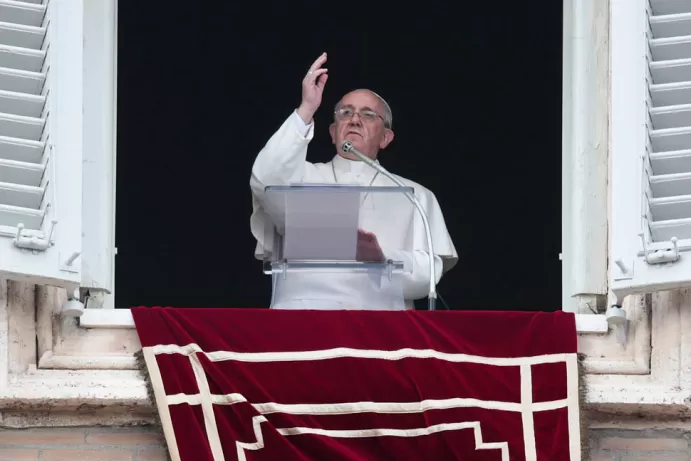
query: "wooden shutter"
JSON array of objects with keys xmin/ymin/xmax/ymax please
[
  {"xmin": 0, "ymin": 0, "xmax": 89, "ymax": 289},
  {"xmin": 611, "ymin": 0, "xmax": 691, "ymax": 298}
]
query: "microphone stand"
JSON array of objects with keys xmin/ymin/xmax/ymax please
[{"xmin": 341, "ymin": 141, "xmax": 437, "ymax": 311}]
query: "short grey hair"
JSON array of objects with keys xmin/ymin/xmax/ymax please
[{"xmin": 334, "ymin": 89, "xmax": 393, "ymax": 129}]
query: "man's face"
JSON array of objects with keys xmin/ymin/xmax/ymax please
[{"xmin": 329, "ymin": 90, "xmax": 394, "ymax": 160}]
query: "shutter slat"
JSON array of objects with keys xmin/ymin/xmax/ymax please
[
  {"xmin": 651, "ymin": 13, "xmax": 691, "ymax": 39},
  {"xmin": 0, "ymin": 135, "xmax": 44, "ymax": 163},
  {"xmin": 650, "ymin": 81, "xmax": 691, "ymax": 107},
  {"xmin": 650, "ymin": 150, "xmax": 691, "ymax": 174},
  {"xmin": 0, "ymin": 21, "xmax": 44, "ymax": 49},
  {"xmin": 650, "ymin": 58, "xmax": 691, "ymax": 84},
  {"xmin": 0, "ymin": 180, "xmax": 43, "ymax": 208},
  {"xmin": 651, "ymin": 194, "xmax": 691, "ymax": 221},
  {"xmin": 0, "ymin": 66, "xmax": 44, "ymax": 94},
  {"xmin": 650, "ymin": 127, "xmax": 691, "ymax": 153},
  {"xmin": 650, "ymin": 172, "xmax": 691, "ymax": 198},
  {"xmin": 651, "ymin": 0, "xmax": 691, "ymax": 16},
  {"xmin": 0, "ymin": 113, "xmax": 44, "ymax": 141},
  {"xmin": 0, "ymin": 203, "xmax": 42, "ymax": 229},
  {"xmin": 0, "ymin": 90, "xmax": 44, "ymax": 117},
  {"xmin": 650, "ymin": 218, "xmax": 691, "ymax": 241},
  {"xmin": 0, "ymin": 158, "xmax": 42, "ymax": 186},
  {"xmin": 650, "ymin": 13, "xmax": 691, "ymax": 39},
  {"xmin": 0, "ymin": 44, "xmax": 44, "ymax": 72},
  {"xmin": 650, "ymin": 103, "xmax": 691, "ymax": 129},
  {"xmin": 0, "ymin": 1, "xmax": 46, "ymax": 28},
  {"xmin": 651, "ymin": 36, "xmax": 691, "ymax": 61}
]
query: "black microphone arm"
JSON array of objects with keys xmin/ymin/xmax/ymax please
[{"xmin": 341, "ymin": 141, "xmax": 437, "ymax": 310}]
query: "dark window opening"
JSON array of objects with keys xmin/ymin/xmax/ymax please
[{"xmin": 115, "ymin": 2, "xmax": 563, "ymax": 311}]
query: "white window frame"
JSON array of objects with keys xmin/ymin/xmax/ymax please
[
  {"xmin": 80, "ymin": 0, "xmax": 117, "ymax": 299},
  {"xmin": 72, "ymin": 0, "xmax": 608, "ymax": 333},
  {"xmin": 561, "ymin": 0, "xmax": 610, "ymax": 314}
]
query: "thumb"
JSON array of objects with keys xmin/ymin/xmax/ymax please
[{"xmin": 317, "ymin": 74, "xmax": 328, "ymax": 90}]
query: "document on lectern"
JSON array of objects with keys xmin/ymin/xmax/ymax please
[{"xmin": 282, "ymin": 186, "xmax": 360, "ymax": 261}]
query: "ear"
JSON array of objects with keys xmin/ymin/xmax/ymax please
[
  {"xmin": 379, "ymin": 129, "xmax": 394, "ymax": 149},
  {"xmin": 329, "ymin": 123, "xmax": 336, "ymax": 144}
]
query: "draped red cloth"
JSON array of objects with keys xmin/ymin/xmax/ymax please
[{"xmin": 133, "ymin": 308, "xmax": 580, "ymax": 461}]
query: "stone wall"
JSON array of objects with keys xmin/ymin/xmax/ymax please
[
  {"xmin": 589, "ymin": 428, "xmax": 690, "ymax": 460},
  {"xmin": 2, "ymin": 425, "xmax": 691, "ymax": 460},
  {"xmin": 0, "ymin": 426, "xmax": 165, "ymax": 461}
]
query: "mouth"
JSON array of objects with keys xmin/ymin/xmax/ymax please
[{"xmin": 345, "ymin": 131, "xmax": 363, "ymax": 137}]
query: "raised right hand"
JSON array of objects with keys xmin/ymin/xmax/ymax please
[{"xmin": 297, "ymin": 53, "xmax": 328, "ymax": 123}]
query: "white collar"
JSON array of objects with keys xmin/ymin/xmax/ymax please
[{"xmin": 331, "ymin": 153, "xmax": 380, "ymax": 176}]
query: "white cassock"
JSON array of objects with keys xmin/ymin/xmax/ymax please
[{"xmin": 250, "ymin": 111, "xmax": 458, "ymax": 310}]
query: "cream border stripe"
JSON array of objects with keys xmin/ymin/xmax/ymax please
[
  {"xmin": 520, "ymin": 364, "xmax": 537, "ymax": 461},
  {"xmin": 566, "ymin": 354, "xmax": 581, "ymax": 461},
  {"xmin": 189, "ymin": 353, "xmax": 225, "ymax": 461},
  {"xmin": 166, "ymin": 393, "xmax": 569, "ymax": 414},
  {"xmin": 142, "ymin": 346, "xmax": 182, "ymax": 461},
  {"xmin": 277, "ymin": 421, "xmax": 509, "ymax": 461},
  {"xmin": 235, "ymin": 417, "xmax": 510, "ymax": 461},
  {"xmin": 151, "ymin": 343, "xmax": 573, "ymax": 367}
]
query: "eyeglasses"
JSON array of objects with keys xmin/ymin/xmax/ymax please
[{"xmin": 334, "ymin": 107, "xmax": 386, "ymax": 125}]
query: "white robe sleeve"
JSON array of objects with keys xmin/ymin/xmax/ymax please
[
  {"xmin": 382, "ymin": 186, "xmax": 458, "ymax": 301},
  {"xmin": 250, "ymin": 112, "xmax": 316, "ymax": 259},
  {"xmin": 383, "ymin": 250, "xmax": 444, "ymax": 300}
]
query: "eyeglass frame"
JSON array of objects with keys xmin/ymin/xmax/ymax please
[{"xmin": 333, "ymin": 106, "xmax": 390, "ymax": 128}]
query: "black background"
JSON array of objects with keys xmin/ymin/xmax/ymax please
[{"xmin": 115, "ymin": 1, "xmax": 563, "ymax": 311}]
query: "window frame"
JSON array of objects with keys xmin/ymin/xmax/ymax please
[
  {"xmin": 0, "ymin": 0, "xmax": 612, "ymax": 326},
  {"xmin": 78, "ymin": 0, "xmax": 611, "ymax": 329},
  {"xmin": 80, "ymin": 0, "xmax": 118, "ymax": 298},
  {"xmin": 561, "ymin": 0, "xmax": 610, "ymax": 314}
]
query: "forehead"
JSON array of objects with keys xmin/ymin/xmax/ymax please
[{"xmin": 340, "ymin": 91, "xmax": 382, "ymax": 110}]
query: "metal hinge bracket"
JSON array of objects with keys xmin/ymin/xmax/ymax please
[
  {"xmin": 640, "ymin": 233, "xmax": 680, "ymax": 265},
  {"xmin": 13, "ymin": 221, "xmax": 57, "ymax": 252}
]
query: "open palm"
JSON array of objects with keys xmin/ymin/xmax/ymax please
[{"xmin": 301, "ymin": 53, "xmax": 328, "ymax": 113}]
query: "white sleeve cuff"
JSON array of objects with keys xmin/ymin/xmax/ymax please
[{"xmin": 291, "ymin": 110, "xmax": 313, "ymax": 137}]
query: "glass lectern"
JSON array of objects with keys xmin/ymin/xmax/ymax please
[{"xmin": 260, "ymin": 184, "xmax": 416, "ymax": 310}]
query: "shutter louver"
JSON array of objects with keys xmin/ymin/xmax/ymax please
[
  {"xmin": 611, "ymin": 0, "xmax": 691, "ymax": 298},
  {"xmin": 648, "ymin": 3, "xmax": 691, "ymax": 244},
  {"xmin": 0, "ymin": 0, "xmax": 47, "ymax": 234}
]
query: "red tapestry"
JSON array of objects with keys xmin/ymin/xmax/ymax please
[{"xmin": 133, "ymin": 308, "xmax": 581, "ymax": 461}]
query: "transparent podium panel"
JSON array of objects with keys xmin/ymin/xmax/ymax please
[
  {"xmin": 262, "ymin": 184, "xmax": 416, "ymax": 275},
  {"xmin": 270, "ymin": 269, "xmax": 406, "ymax": 310}
]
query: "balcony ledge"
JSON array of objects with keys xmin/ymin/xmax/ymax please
[{"xmin": 79, "ymin": 308, "xmax": 610, "ymax": 333}]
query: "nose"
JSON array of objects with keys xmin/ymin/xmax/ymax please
[{"xmin": 348, "ymin": 115, "xmax": 362, "ymax": 126}]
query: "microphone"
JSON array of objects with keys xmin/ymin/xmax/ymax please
[{"xmin": 341, "ymin": 141, "xmax": 438, "ymax": 311}]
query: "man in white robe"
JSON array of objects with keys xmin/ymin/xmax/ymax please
[{"xmin": 250, "ymin": 53, "xmax": 457, "ymax": 310}]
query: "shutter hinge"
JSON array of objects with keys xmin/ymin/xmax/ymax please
[
  {"xmin": 13, "ymin": 220, "xmax": 57, "ymax": 252},
  {"xmin": 640, "ymin": 233, "xmax": 679, "ymax": 265}
]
